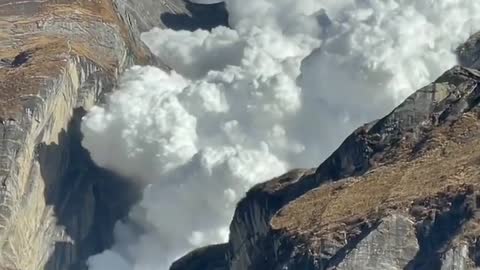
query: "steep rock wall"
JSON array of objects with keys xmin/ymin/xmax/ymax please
[{"xmin": 0, "ymin": 1, "xmax": 192, "ymax": 269}]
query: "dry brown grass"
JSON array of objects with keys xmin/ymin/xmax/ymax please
[
  {"xmin": 43, "ymin": 0, "xmax": 120, "ymax": 23},
  {"xmin": 0, "ymin": 38, "xmax": 69, "ymax": 118},
  {"xmin": 43, "ymin": 0, "xmax": 150, "ymax": 61},
  {"xmin": 0, "ymin": 0, "xmax": 151, "ymax": 119},
  {"xmin": 271, "ymin": 112, "xmax": 480, "ymax": 239}
]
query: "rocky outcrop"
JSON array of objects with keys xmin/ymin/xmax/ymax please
[
  {"xmin": 172, "ymin": 36, "xmax": 480, "ymax": 269},
  {"xmin": 335, "ymin": 214, "xmax": 419, "ymax": 270},
  {"xmin": 0, "ymin": 1, "xmax": 196, "ymax": 269},
  {"xmin": 458, "ymin": 32, "xmax": 480, "ymax": 70},
  {"xmin": 170, "ymin": 244, "xmax": 229, "ymax": 270}
]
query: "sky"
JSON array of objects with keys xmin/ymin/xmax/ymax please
[{"xmin": 81, "ymin": 0, "xmax": 480, "ymax": 269}]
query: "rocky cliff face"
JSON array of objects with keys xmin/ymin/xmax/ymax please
[
  {"xmin": 172, "ymin": 35, "xmax": 480, "ymax": 269},
  {"xmin": 0, "ymin": 1, "xmax": 195, "ymax": 269}
]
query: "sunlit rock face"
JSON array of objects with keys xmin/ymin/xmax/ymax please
[{"xmin": 0, "ymin": 1, "xmax": 193, "ymax": 269}]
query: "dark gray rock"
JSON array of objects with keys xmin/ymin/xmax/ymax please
[
  {"xmin": 170, "ymin": 244, "xmax": 229, "ymax": 270},
  {"xmin": 458, "ymin": 32, "xmax": 480, "ymax": 69}
]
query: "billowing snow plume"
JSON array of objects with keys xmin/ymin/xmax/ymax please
[
  {"xmin": 188, "ymin": 0, "xmax": 224, "ymax": 4},
  {"xmin": 82, "ymin": 0, "xmax": 480, "ymax": 269}
]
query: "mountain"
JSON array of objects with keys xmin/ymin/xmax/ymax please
[
  {"xmin": 2, "ymin": 1, "xmax": 480, "ymax": 270},
  {"xmin": 0, "ymin": 1, "xmax": 193, "ymax": 269},
  {"xmin": 171, "ymin": 34, "xmax": 480, "ymax": 269}
]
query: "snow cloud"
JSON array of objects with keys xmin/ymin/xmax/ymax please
[
  {"xmin": 82, "ymin": 0, "xmax": 480, "ymax": 269},
  {"xmin": 188, "ymin": 0, "xmax": 225, "ymax": 4}
]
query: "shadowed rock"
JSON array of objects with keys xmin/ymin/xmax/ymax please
[
  {"xmin": 170, "ymin": 244, "xmax": 229, "ymax": 270},
  {"xmin": 161, "ymin": 1, "xmax": 229, "ymax": 31}
]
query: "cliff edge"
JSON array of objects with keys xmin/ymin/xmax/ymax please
[{"xmin": 0, "ymin": 1, "xmax": 189, "ymax": 269}]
